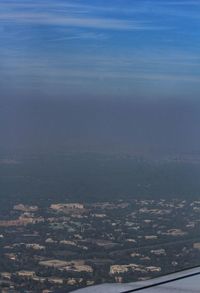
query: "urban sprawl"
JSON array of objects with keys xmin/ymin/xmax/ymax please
[{"xmin": 1, "ymin": 199, "xmax": 200, "ymax": 292}]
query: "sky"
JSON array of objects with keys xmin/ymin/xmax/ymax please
[
  {"xmin": 0, "ymin": 0, "xmax": 200, "ymax": 154},
  {"xmin": 1, "ymin": 0, "xmax": 200, "ymax": 99}
]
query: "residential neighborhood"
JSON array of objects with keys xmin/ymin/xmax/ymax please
[{"xmin": 1, "ymin": 199, "xmax": 200, "ymax": 292}]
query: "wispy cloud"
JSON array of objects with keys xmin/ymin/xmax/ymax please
[
  {"xmin": 1, "ymin": 50, "xmax": 199, "ymax": 83},
  {"xmin": 0, "ymin": 0, "xmax": 166, "ymax": 31},
  {"xmin": 143, "ymin": 0, "xmax": 200, "ymax": 19},
  {"xmin": 0, "ymin": 12, "xmax": 150, "ymax": 30},
  {"xmin": 0, "ymin": 0, "xmax": 200, "ymax": 98},
  {"xmin": 161, "ymin": 1, "xmax": 200, "ymax": 6}
]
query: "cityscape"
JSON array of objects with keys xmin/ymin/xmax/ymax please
[
  {"xmin": 1, "ymin": 0, "xmax": 200, "ymax": 292},
  {"xmin": 1, "ymin": 199, "xmax": 200, "ymax": 292}
]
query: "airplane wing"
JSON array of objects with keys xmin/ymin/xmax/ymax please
[{"xmin": 72, "ymin": 267, "xmax": 200, "ymax": 292}]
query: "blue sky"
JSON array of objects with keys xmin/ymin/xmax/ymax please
[{"xmin": 1, "ymin": 0, "xmax": 200, "ymax": 100}]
